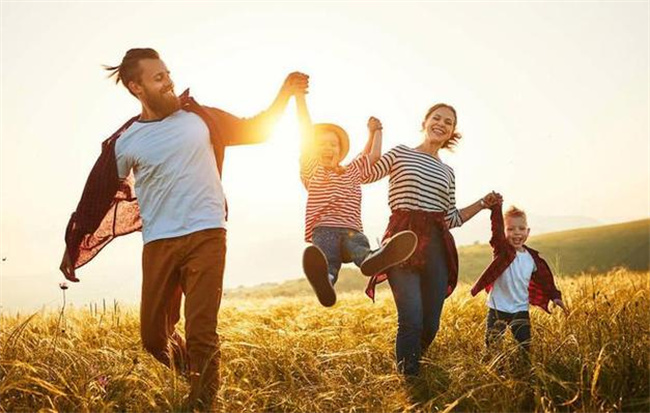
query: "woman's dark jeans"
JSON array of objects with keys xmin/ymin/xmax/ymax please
[{"xmin": 388, "ymin": 225, "xmax": 448, "ymax": 376}]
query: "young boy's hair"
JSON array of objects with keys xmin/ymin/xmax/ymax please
[{"xmin": 504, "ymin": 205, "xmax": 527, "ymax": 222}]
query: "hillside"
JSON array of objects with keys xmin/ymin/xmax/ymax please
[{"xmin": 226, "ymin": 219, "xmax": 649, "ymax": 300}]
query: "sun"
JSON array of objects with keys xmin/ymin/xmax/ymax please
[
  {"xmin": 267, "ymin": 102, "xmax": 302, "ymax": 161},
  {"xmin": 222, "ymin": 100, "xmax": 304, "ymax": 205}
]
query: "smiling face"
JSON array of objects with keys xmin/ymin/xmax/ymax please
[
  {"xmin": 505, "ymin": 215, "xmax": 531, "ymax": 251},
  {"xmin": 317, "ymin": 131, "xmax": 342, "ymax": 168},
  {"xmin": 128, "ymin": 58, "xmax": 180, "ymax": 118},
  {"xmin": 423, "ymin": 106, "xmax": 456, "ymax": 147}
]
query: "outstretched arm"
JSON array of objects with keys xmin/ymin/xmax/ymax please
[
  {"xmin": 295, "ymin": 92, "xmax": 316, "ymax": 158},
  {"xmin": 295, "ymin": 92, "xmax": 319, "ymax": 188},
  {"xmin": 218, "ymin": 72, "xmax": 309, "ymax": 146},
  {"xmin": 488, "ymin": 201, "xmax": 507, "ymax": 252},
  {"xmin": 364, "ymin": 117, "xmax": 383, "ymax": 164},
  {"xmin": 458, "ymin": 191, "xmax": 503, "ymax": 224},
  {"xmin": 267, "ymin": 72, "xmax": 310, "ymax": 124}
]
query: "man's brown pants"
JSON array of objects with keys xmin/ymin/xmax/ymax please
[{"xmin": 141, "ymin": 228, "xmax": 226, "ymax": 408}]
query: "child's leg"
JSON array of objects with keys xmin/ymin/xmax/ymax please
[
  {"xmin": 485, "ymin": 308, "xmax": 510, "ymax": 349},
  {"xmin": 303, "ymin": 245, "xmax": 335, "ymax": 307},
  {"xmin": 341, "ymin": 230, "xmax": 372, "ymax": 267},
  {"xmin": 509, "ymin": 311, "xmax": 532, "ymax": 354},
  {"xmin": 312, "ymin": 227, "xmax": 344, "ymax": 284},
  {"xmin": 359, "ymin": 230, "xmax": 417, "ymax": 276}
]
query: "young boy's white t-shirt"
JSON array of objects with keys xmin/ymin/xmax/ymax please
[
  {"xmin": 115, "ymin": 110, "xmax": 227, "ymax": 244},
  {"xmin": 487, "ymin": 249, "xmax": 537, "ymax": 313}
]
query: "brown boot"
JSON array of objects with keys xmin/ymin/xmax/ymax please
[{"xmin": 188, "ymin": 369, "xmax": 220, "ymax": 412}]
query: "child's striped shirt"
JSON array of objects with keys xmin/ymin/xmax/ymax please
[{"xmin": 300, "ymin": 154, "xmax": 371, "ymax": 242}]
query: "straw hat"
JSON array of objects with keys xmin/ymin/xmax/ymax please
[{"xmin": 313, "ymin": 123, "xmax": 350, "ymax": 162}]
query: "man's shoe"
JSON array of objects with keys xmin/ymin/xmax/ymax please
[
  {"xmin": 303, "ymin": 245, "xmax": 336, "ymax": 307},
  {"xmin": 360, "ymin": 230, "xmax": 417, "ymax": 276}
]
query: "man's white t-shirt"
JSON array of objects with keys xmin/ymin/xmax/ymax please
[
  {"xmin": 115, "ymin": 110, "xmax": 226, "ymax": 244},
  {"xmin": 487, "ymin": 249, "xmax": 537, "ymax": 313}
]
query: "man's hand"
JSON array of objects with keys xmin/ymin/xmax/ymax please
[
  {"xmin": 59, "ymin": 249, "xmax": 80, "ymax": 282},
  {"xmin": 282, "ymin": 72, "xmax": 309, "ymax": 96},
  {"xmin": 367, "ymin": 116, "xmax": 382, "ymax": 133},
  {"xmin": 553, "ymin": 298, "xmax": 569, "ymax": 315}
]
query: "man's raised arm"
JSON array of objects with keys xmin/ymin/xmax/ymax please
[{"xmin": 208, "ymin": 72, "xmax": 309, "ymax": 146}]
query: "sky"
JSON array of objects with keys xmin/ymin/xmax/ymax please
[{"xmin": 1, "ymin": 1, "xmax": 648, "ymax": 312}]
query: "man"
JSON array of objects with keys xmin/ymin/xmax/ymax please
[{"xmin": 59, "ymin": 48, "xmax": 308, "ymax": 409}]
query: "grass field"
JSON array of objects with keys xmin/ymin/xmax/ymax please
[{"xmin": 1, "ymin": 269, "xmax": 648, "ymax": 412}]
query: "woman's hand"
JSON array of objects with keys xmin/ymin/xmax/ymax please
[{"xmin": 365, "ymin": 117, "xmax": 383, "ymax": 163}]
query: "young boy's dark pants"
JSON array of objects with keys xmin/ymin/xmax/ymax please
[{"xmin": 485, "ymin": 308, "xmax": 531, "ymax": 353}]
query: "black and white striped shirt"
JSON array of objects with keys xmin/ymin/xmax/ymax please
[{"xmin": 363, "ymin": 145, "xmax": 463, "ymax": 228}]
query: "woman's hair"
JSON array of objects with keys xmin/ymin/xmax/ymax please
[
  {"xmin": 504, "ymin": 205, "xmax": 527, "ymax": 221},
  {"xmin": 104, "ymin": 48, "xmax": 160, "ymax": 96},
  {"xmin": 422, "ymin": 103, "xmax": 462, "ymax": 150}
]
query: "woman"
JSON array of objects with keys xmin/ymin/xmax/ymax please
[{"xmin": 363, "ymin": 103, "xmax": 501, "ymax": 376}]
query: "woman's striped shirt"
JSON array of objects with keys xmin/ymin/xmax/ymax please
[
  {"xmin": 363, "ymin": 145, "xmax": 463, "ymax": 228},
  {"xmin": 301, "ymin": 154, "xmax": 371, "ymax": 242}
]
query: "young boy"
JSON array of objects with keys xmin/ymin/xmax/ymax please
[
  {"xmin": 471, "ymin": 202, "xmax": 568, "ymax": 354},
  {"xmin": 296, "ymin": 93, "xmax": 417, "ymax": 307}
]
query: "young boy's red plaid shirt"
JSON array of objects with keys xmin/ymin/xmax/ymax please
[{"xmin": 470, "ymin": 204, "xmax": 562, "ymax": 313}]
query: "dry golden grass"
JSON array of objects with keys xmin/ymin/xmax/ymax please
[{"xmin": 1, "ymin": 269, "xmax": 648, "ymax": 412}]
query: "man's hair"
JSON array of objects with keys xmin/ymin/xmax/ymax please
[
  {"xmin": 504, "ymin": 205, "xmax": 527, "ymax": 222},
  {"xmin": 104, "ymin": 48, "xmax": 160, "ymax": 96}
]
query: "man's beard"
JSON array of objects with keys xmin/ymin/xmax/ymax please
[{"xmin": 144, "ymin": 88, "xmax": 181, "ymax": 118}]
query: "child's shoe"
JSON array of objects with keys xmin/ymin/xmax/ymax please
[
  {"xmin": 303, "ymin": 245, "xmax": 336, "ymax": 307},
  {"xmin": 360, "ymin": 230, "xmax": 417, "ymax": 276}
]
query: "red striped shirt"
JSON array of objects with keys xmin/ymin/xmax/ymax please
[{"xmin": 300, "ymin": 154, "xmax": 371, "ymax": 242}]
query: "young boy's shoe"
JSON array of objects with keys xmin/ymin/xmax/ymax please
[
  {"xmin": 360, "ymin": 230, "xmax": 417, "ymax": 276},
  {"xmin": 303, "ymin": 245, "xmax": 336, "ymax": 307}
]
